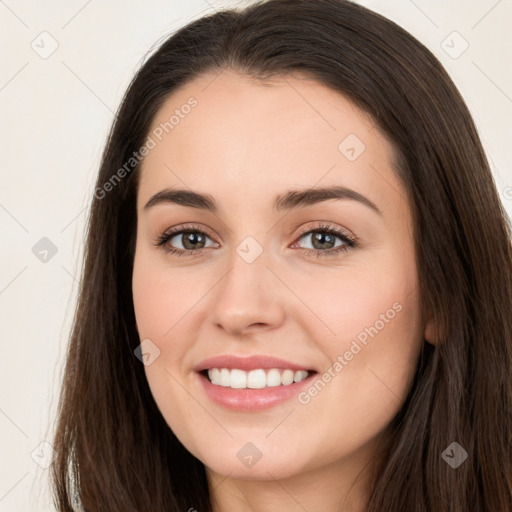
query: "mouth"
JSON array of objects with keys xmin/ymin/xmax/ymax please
[
  {"xmin": 195, "ymin": 362, "xmax": 318, "ymax": 411},
  {"xmin": 194, "ymin": 354, "xmax": 318, "ymax": 410},
  {"xmin": 200, "ymin": 367, "xmax": 316, "ymax": 389}
]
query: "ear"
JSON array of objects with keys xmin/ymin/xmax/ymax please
[
  {"xmin": 424, "ymin": 318, "xmax": 436, "ymax": 345},
  {"xmin": 423, "ymin": 309, "xmax": 439, "ymax": 345}
]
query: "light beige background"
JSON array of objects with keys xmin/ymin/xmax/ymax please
[{"xmin": 1, "ymin": 0, "xmax": 510, "ymax": 510}]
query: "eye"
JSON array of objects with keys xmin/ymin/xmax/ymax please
[
  {"xmin": 291, "ymin": 224, "xmax": 357, "ymax": 258},
  {"xmin": 154, "ymin": 222, "xmax": 357, "ymax": 258},
  {"xmin": 154, "ymin": 223, "xmax": 218, "ymax": 256}
]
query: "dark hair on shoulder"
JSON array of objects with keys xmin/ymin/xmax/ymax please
[{"xmin": 51, "ymin": 0, "xmax": 512, "ymax": 510}]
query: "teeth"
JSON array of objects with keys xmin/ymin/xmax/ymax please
[
  {"xmin": 219, "ymin": 368, "xmax": 230, "ymax": 387},
  {"xmin": 281, "ymin": 369, "xmax": 294, "ymax": 385},
  {"xmin": 206, "ymin": 368, "xmax": 309, "ymax": 389},
  {"xmin": 266, "ymin": 368, "xmax": 281, "ymax": 387},
  {"xmin": 247, "ymin": 369, "xmax": 267, "ymax": 389},
  {"xmin": 230, "ymin": 369, "xmax": 247, "ymax": 389}
]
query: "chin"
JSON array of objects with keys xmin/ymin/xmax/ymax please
[{"xmin": 193, "ymin": 442, "xmax": 312, "ymax": 482}]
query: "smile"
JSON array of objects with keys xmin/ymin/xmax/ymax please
[
  {"xmin": 206, "ymin": 368, "xmax": 310, "ymax": 389},
  {"xmin": 194, "ymin": 354, "xmax": 318, "ymax": 411}
]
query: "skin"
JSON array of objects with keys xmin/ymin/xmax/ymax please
[{"xmin": 132, "ymin": 68, "xmax": 436, "ymax": 512}]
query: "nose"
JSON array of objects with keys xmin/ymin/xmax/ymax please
[{"xmin": 208, "ymin": 244, "xmax": 286, "ymax": 337}]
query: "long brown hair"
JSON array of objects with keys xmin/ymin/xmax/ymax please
[{"xmin": 51, "ymin": 0, "xmax": 512, "ymax": 510}]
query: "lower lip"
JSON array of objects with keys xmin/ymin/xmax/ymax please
[{"xmin": 196, "ymin": 371, "xmax": 315, "ymax": 411}]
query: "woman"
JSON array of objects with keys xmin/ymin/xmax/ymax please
[{"xmin": 51, "ymin": 0, "xmax": 512, "ymax": 510}]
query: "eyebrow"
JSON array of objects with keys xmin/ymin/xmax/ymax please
[{"xmin": 143, "ymin": 185, "xmax": 382, "ymax": 216}]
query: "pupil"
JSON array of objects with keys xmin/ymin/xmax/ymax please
[
  {"xmin": 313, "ymin": 232, "xmax": 334, "ymax": 250},
  {"xmin": 183, "ymin": 232, "xmax": 204, "ymax": 249}
]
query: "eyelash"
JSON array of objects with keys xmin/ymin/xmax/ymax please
[{"xmin": 154, "ymin": 223, "xmax": 357, "ymax": 258}]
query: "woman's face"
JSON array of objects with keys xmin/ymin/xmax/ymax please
[{"xmin": 132, "ymin": 69, "xmax": 431, "ymax": 484}]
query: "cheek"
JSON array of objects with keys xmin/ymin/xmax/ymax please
[
  {"xmin": 291, "ymin": 279, "xmax": 422, "ymax": 464},
  {"xmin": 132, "ymin": 250, "xmax": 202, "ymax": 448},
  {"xmin": 132, "ymin": 248, "xmax": 197, "ymax": 340},
  {"xmin": 300, "ymin": 249, "xmax": 423, "ymax": 414},
  {"xmin": 131, "ymin": 249, "xmax": 192, "ymax": 404},
  {"xmin": 300, "ymin": 261, "xmax": 418, "ymax": 350}
]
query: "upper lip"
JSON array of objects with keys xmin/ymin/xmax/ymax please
[{"xmin": 195, "ymin": 355, "xmax": 316, "ymax": 372}]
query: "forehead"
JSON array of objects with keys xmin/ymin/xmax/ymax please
[{"xmin": 136, "ymin": 69, "xmax": 406, "ymax": 220}]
